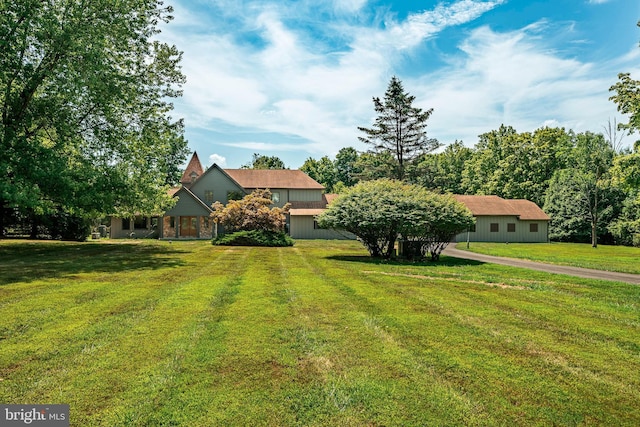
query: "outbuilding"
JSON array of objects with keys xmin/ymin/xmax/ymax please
[{"xmin": 453, "ymin": 195, "xmax": 550, "ymax": 243}]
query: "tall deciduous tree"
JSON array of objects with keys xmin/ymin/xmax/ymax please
[
  {"xmin": 608, "ymin": 144, "xmax": 640, "ymax": 245},
  {"xmin": 0, "ymin": 0, "xmax": 188, "ymax": 237},
  {"xmin": 543, "ymin": 132, "xmax": 621, "ymax": 247},
  {"xmin": 334, "ymin": 147, "xmax": 361, "ymax": 188},
  {"xmin": 462, "ymin": 125, "xmax": 572, "ymax": 207},
  {"xmin": 300, "ymin": 156, "xmax": 337, "ymax": 192},
  {"xmin": 413, "ymin": 140, "xmax": 473, "ymax": 193},
  {"xmin": 358, "ymin": 76, "xmax": 440, "ymax": 180},
  {"xmin": 241, "ymin": 153, "xmax": 287, "ymax": 170},
  {"xmin": 610, "ymin": 21, "xmax": 640, "ymax": 135}
]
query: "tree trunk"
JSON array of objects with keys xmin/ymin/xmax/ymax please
[
  {"xmin": 0, "ymin": 199, "xmax": 4, "ymax": 238},
  {"xmin": 592, "ymin": 182, "xmax": 598, "ymax": 248}
]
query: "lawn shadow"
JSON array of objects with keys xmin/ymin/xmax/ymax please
[
  {"xmin": 0, "ymin": 241, "xmax": 188, "ymax": 286},
  {"xmin": 325, "ymin": 254, "xmax": 485, "ymax": 268}
]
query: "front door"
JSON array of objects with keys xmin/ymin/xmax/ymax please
[{"xmin": 180, "ymin": 216, "xmax": 197, "ymax": 238}]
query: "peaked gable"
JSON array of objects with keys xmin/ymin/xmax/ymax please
[
  {"xmin": 180, "ymin": 152, "xmax": 205, "ymax": 186},
  {"xmin": 165, "ymin": 186, "xmax": 213, "ymax": 216}
]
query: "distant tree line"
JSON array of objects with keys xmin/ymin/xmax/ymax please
[
  {"xmin": 301, "ymin": 125, "xmax": 640, "ymax": 247},
  {"xmin": 301, "ymin": 64, "xmax": 640, "ymax": 248}
]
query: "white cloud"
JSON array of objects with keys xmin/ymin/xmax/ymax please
[
  {"xmin": 353, "ymin": 0, "xmax": 506, "ymax": 52},
  {"xmin": 160, "ymin": 0, "xmax": 637, "ymax": 165},
  {"xmin": 413, "ymin": 23, "xmax": 628, "ymax": 145},
  {"xmin": 208, "ymin": 153, "xmax": 227, "ymax": 167}
]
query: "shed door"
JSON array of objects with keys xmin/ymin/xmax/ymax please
[{"xmin": 180, "ymin": 216, "xmax": 197, "ymax": 237}]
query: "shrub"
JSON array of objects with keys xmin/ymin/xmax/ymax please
[
  {"xmin": 213, "ymin": 230, "xmax": 294, "ymax": 247},
  {"xmin": 211, "ymin": 189, "xmax": 290, "ymax": 233},
  {"xmin": 317, "ymin": 179, "xmax": 473, "ymax": 260}
]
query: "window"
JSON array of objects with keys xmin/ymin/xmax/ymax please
[
  {"xmin": 203, "ymin": 217, "xmax": 210, "ymax": 229},
  {"xmin": 134, "ymin": 216, "xmax": 146, "ymax": 229},
  {"xmin": 490, "ymin": 223, "xmax": 499, "ymax": 232},
  {"xmin": 205, "ymin": 190, "xmax": 214, "ymax": 204},
  {"xmin": 507, "ymin": 223, "xmax": 516, "ymax": 233},
  {"xmin": 122, "ymin": 218, "xmax": 131, "ymax": 230},
  {"xmin": 530, "ymin": 223, "xmax": 539, "ymax": 233},
  {"xmin": 469, "ymin": 223, "xmax": 476, "ymax": 233},
  {"xmin": 271, "ymin": 191, "xmax": 280, "ymax": 203},
  {"xmin": 169, "ymin": 216, "xmax": 175, "ymax": 228}
]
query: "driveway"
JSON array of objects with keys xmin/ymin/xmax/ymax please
[{"xmin": 443, "ymin": 246, "xmax": 640, "ymax": 285}]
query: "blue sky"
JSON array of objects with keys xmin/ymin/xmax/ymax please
[{"xmin": 158, "ymin": 0, "xmax": 640, "ymax": 169}]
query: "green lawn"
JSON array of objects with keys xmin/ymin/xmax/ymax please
[
  {"xmin": 1, "ymin": 239, "xmax": 640, "ymax": 426},
  {"xmin": 456, "ymin": 242, "xmax": 640, "ymax": 274}
]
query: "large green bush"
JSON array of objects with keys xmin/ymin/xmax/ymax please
[
  {"xmin": 317, "ymin": 179, "xmax": 473, "ymax": 260},
  {"xmin": 212, "ymin": 230, "xmax": 294, "ymax": 247}
]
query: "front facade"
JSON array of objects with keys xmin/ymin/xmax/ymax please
[
  {"xmin": 153, "ymin": 152, "xmax": 351, "ymax": 240},
  {"xmin": 453, "ymin": 195, "xmax": 550, "ymax": 243}
]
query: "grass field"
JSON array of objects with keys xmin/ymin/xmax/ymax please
[
  {"xmin": 457, "ymin": 242, "xmax": 640, "ymax": 274},
  {"xmin": 1, "ymin": 239, "xmax": 640, "ymax": 426}
]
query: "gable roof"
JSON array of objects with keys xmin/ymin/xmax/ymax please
[
  {"xmin": 180, "ymin": 152, "xmax": 205, "ymax": 186},
  {"xmin": 453, "ymin": 195, "xmax": 549, "ymax": 221},
  {"xmin": 170, "ymin": 186, "xmax": 214, "ymax": 214},
  {"xmin": 224, "ymin": 169, "xmax": 325, "ymax": 190},
  {"xmin": 505, "ymin": 199, "xmax": 550, "ymax": 221}
]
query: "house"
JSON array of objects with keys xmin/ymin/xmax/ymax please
[
  {"xmin": 452, "ymin": 195, "xmax": 550, "ymax": 243},
  {"xmin": 111, "ymin": 152, "xmax": 351, "ymax": 240}
]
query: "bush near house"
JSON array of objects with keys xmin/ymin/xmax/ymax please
[
  {"xmin": 213, "ymin": 230, "xmax": 294, "ymax": 247},
  {"xmin": 211, "ymin": 189, "xmax": 294, "ymax": 247}
]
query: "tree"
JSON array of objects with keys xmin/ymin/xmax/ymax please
[
  {"xmin": 211, "ymin": 189, "xmax": 291, "ymax": 233},
  {"xmin": 334, "ymin": 147, "xmax": 361, "ymax": 188},
  {"xmin": 462, "ymin": 125, "xmax": 572, "ymax": 207},
  {"xmin": 543, "ymin": 132, "xmax": 622, "ymax": 246},
  {"xmin": 300, "ymin": 156, "xmax": 338, "ymax": 192},
  {"xmin": 413, "ymin": 140, "xmax": 473, "ymax": 193},
  {"xmin": 353, "ymin": 151, "xmax": 398, "ymax": 182},
  {"xmin": 0, "ymin": 0, "xmax": 188, "ymax": 237},
  {"xmin": 608, "ymin": 145, "xmax": 640, "ymax": 245},
  {"xmin": 241, "ymin": 153, "xmax": 287, "ymax": 169},
  {"xmin": 316, "ymin": 179, "xmax": 473, "ymax": 260},
  {"xmin": 610, "ymin": 21, "xmax": 640, "ymax": 134},
  {"xmin": 603, "ymin": 117, "xmax": 628, "ymax": 153},
  {"xmin": 358, "ymin": 76, "xmax": 440, "ymax": 180}
]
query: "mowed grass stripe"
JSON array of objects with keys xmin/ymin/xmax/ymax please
[
  {"xmin": 2, "ymin": 240, "xmax": 640, "ymax": 426},
  {"xmin": 274, "ymin": 244, "xmax": 488, "ymax": 426},
  {"xmin": 298, "ymin": 242, "xmax": 640, "ymax": 425},
  {"xmin": 0, "ymin": 244, "xmax": 250, "ymax": 426}
]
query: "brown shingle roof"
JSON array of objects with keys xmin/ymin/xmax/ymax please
[
  {"xmin": 453, "ymin": 195, "xmax": 549, "ymax": 221},
  {"xmin": 506, "ymin": 199, "xmax": 551, "ymax": 220},
  {"xmin": 180, "ymin": 152, "xmax": 204, "ymax": 186},
  {"xmin": 225, "ymin": 169, "xmax": 324, "ymax": 190}
]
